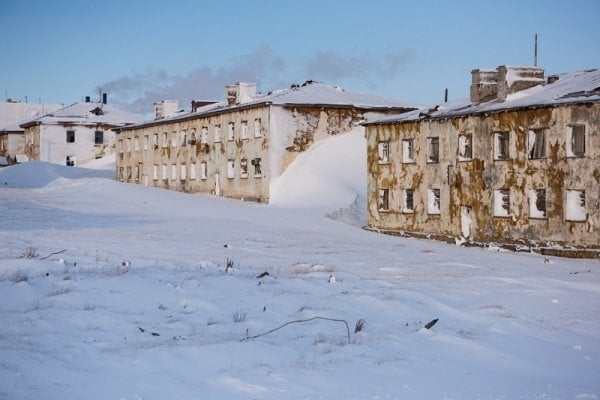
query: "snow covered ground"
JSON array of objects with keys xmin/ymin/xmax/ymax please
[{"xmin": 1, "ymin": 160, "xmax": 599, "ymax": 400}]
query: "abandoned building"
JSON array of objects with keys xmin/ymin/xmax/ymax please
[
  {"xmin": 20, "ymin": 95, "xmax": 143, "ymax": 167},
  {"xmin": 116, "ymin": 81, "xmax": 415, "ymax": 202},
  {"xmin": 0, "ymin": 100, "xmax": 63, "ymax": 164},
  {"xmin": 365, "ymin": 66, "xmax": 599, "ymax": 255}
]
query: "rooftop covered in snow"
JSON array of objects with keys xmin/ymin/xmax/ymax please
[
  {"xmin": 366, "ymin": 68, "xmax": 600, "ymax": 125},
  {"xmin": 0, "ymin": 101, "xmax": 63, "ymax": 132},
  {"xmin": 124, "ymin": 81, "xmax": 417, "ymax": 129},
  {"xmin": 20, "ymin": 101, "xmax": 143, "ymax": 128}
]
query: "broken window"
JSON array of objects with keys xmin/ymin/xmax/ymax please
[
  {"xmin": 252, "ymin": 158, "xmax": 262, "ymax": 177},
  {"xmin": 171, "ymin": 131, "xmax": 178, "ymax": 147},
  {"xmin": 254, "ymin": 118, "xmax": 262, "ymax": 138},
  {"xmin": 66, "ymin": 155, "xmax": 76, "ymax": 167},
  {"xmin": 458, "ymin": 134, "xmax": 472, "ymax": 161},
  {"xmin": 134, "ymin": 136, "xmax": 139, "ymax": 151},
  {"xmin": 427, "ymin": 188, "xmax": 441, "ymax": 214},
  {"xmin": 95, "ymin": 131, "xmax": 104, "ymax": 145},
  {"xmin": 189, "ymin": 129, "xmax": 196, "ymax": 144},
  {"xmin": 118, "ymin": 139, "xmax": 124, "ymax": 153},
  {"xmin": 171, "ymin": 164, "xmax": 177, "ymax": 180},
  {"xmin": 378, "ymin": 141, "xmax": 390, "ymax": 164},
  {"xmin": 493, "ymin": 189, "xmax": 511, "ymax": 217},
  {"xmin": 180, "ymin": 164, "xmax": 186, "ymax": 181},
  {"xmin": 565, "ymin": 189, "xmax": 586, "ymax": 221},
  {"xmin": 153, "ymin": 165, "xmax": 158, "ymax": 181},
  {"xmin": 528, "ymin": 129, "xmax": 546, "ymax": 159},
  {"xmin": 143, "ymin": 135, "xmax": 149, "ymax": 150},
  {"xmin": 427, "ymin": 137, "xmax": 439, "ymax": 163},
  {"xmin": 403, "ymin": 188, "xmax": 414, "ymax": 213},
  {"xmin": 190, "ymin": 163, "xmax": 196, "ymax": 180},
  {"xmin": 378, "ymin": 189, "xmax": 389, "ymax": 211},
  {"xmin": 227, "ymin": 159, "xmax": 235, "ymax": 179},
  {"xmin": 66, "ymin": 130, "xmax": 75, "ymax": 143},
  {"xmin": 402, "ymin": 139, "xmax": 414, "ymax": 163},
  {"xmin": 566, "ymin": 125, "xmax": 585, "ymax": 158},
  {"xmin": 228, "ymin": 123, "xmax": 235, "ymax": 141},
  {"xmin": 153, "ymin": 133, "xmax": 159, "ymax": 148},
  {"xmin": 240, "ymin": 158, "xmax": 248, "ymax": 178},
  {"xmin": 214, "ymin": 125, "xmax": 222, "ymax": 142},
  {"xmin": 181, "ymin": 130, "xmax": 187, "ymax": 146},
  {"xmin": 162, "ymin": 132, "xmax": 168, "ymax": 148},
  {"xmin": 529, "ymin": 189, "xmax": 547, "ymax": 219},
  {"xmin": 494, "ymin": 132, "xmax": 510, "ymax": 160},
  {"xmin": 201, "ymin": 127, "xmax": 208, "ymax": 144},
  {"xmin": 126, "ymin": 138, "xmax": 132, "ymax": 152},
  {"xmin": 162, "ymin": 164, "xmax": 167, "ymax": 180},
  {"xmin": 241, "ymin": 121, "xmax": 249, "ymax": 140},
  {"xmin": 200, "ymin": 162, "xmax": 207, "ymax": 180},
  {"xmin": 134, "ymin": 165, "xmax": 139, "ymax": 182}
]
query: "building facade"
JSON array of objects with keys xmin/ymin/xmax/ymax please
[
  {"xmin": 0, "ymin": 100, "xmax": 63, "ymax": 164},
  {"xmin": 21, "ymin": 97, "xmax": 142, "ymax": 167},
  {"xmin": 116, "ymin": 81, "xmax": 415, "ymax": 202},
  {"xmin": 365, "ymin": 66, "xmax": 599, "ymax": 254}
]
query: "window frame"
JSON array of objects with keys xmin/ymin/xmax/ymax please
[
  {"xmin": 458, "ymin": 134, "xmax": 473, "ymax": 161},
  {"xmin": 66, "ymin": 130, "xmax": 75, "ymax": 143},
  {"xmin": 402, "ymin": 139, "xmax": 414, "ymax": 164},
  {"xmin": 528, "ymin": 128, "xmax": 547, "ymax": 160},
  {"xmin": 493, "ymin": 189, "xmax": 511, "ymax": 217},
  {"xmin": 378, "ymin": 188, "xmax": 390, "ymax": 212},
  {"xmin": 529, "ymin": 188, "xmax": 547, "ymax": 219},
  {"xmin": 427, "ymin": 188, "xmax": 441, "ymax": 215},
  {"xmin": 378, "ymin": 141, "xmax": 390, "ymax": 164},
  {"xmin": 427, "ymin": 137, "xmax": 440, "ymax": 163},
  {"xmin": 403, "ymin": 188, "xmax": 414, "ymax": 213},
  {"xmin": 494, "ymin": 131, "xmax": 510, "ymax": 161},
  {"xmin": 565, "ymin": 189, "xmax": 586, "ymax": 222},
  {"xmin": 566, "ymin": 125, "xmax": 586, "ymax": 158},
  {"xmin": 94, "ymin": 130, "xmax": 104, "ymax": 145}
]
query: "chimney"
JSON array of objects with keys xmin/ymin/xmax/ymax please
[
  {"xmin": 496, "ymin": 66, "xmax": 544, "ymax": 102},
  {"xmin": 191, "ymin": 100, "xmax": 218, "ymax": 112},
  {"xmin": 102, "ymin": 93, "xmax": 107, "ymax": 104},
  {"xmin": 85, "ymin": 96, "xmax": 91, "ymax": 103},
  {"xmin": 225, "ymin": 82, "xmax": 257, "ymax": 106},
  {"xmin": 470, "ymin": 68, "xmax": 498, "ymax": 105},
  {"xmin": 154, "ymin": 100, "xmax": 179, "ymax": 120}
]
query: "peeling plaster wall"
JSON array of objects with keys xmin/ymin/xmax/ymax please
[
  {"xmin": 117, "ymin": 106, "xmax": 271, "ymax": 202},
  {"xmin": 0, "ymin": 132, "xmax": 25, "ymax": 158},
  {"xmin": 271, "ymin": 107, "xmax": 399, "ymax": 179},
  {"xmin": 367, "ymin": 103, "xmax": 600, "ymax": 248}
]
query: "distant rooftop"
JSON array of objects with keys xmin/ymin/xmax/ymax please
[
  {"xmin": 0, "ymin": 102, "xmax": 63, "ymax": 131},
  {"xmin": 20, "ymin": 101, "xmax": 144, "ymax": 128}
]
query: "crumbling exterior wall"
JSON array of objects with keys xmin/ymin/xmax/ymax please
[
  {"xmin": 271, "ymin": 107, "xmax": 402, "ymax": 180},
  {"xmin": 24, "ymin": 124, "xmax": 115, "ymax": 166},
  {"xmin": 0, "ymin": 132, "xmax": 25, "ymax": 160},
  {"xmin": 367, "ymin": 103, "xmax": 600, "ymax": 249},
  {"xmin": 116, "ymin": 106, "xmax": 271, "ymax": 202}
]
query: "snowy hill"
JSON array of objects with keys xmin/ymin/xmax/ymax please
[{"xmin": 0, "ymin": 162, "xmax": 599, "ymax": 399}]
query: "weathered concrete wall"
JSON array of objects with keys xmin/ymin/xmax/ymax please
[
  {"xmin": 118, "ymin": 105, "xmax": 402, "ymax": 203},
  {"xmin": 272, "ymin": 107, "xmax": 402, "ymax": 180},
  {"xmin": 367, "ymin": 103, "xmax": 600, "ymax": 248},
  {"xmin": 24, "ymin": 124, "xmax": 115, "ymax": 166},
  {"xmin": 117, "ymin": 106, "xmax": 271, "ymax": 202},
  {"xmin": 0, "ymin": 132, "xmax": 25, "ymax": 159}
]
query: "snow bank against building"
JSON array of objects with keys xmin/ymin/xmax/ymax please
[
  {"xmin": 0, "ymin": 161, "xmax": 113, "ymax": 189},
  {"xmin": 80, "ymin": 153, "xmax": 116, "ymax": 172},
  {"xmin": 269, "ymin": 128, "xmax": 366, "ymax": 216}
]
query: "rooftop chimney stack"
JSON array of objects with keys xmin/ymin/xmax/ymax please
[
  {"xmin": 154, "ymin": 100, "xmax": 179, "ymax": 120},
  {"xmin": 471, "ymin": 65, "xmax": 545, "ymax": 104},
  {"xmin": 225, "ymin": 82, "xmax": 257, "ymax": 106},
  {"xmin": 85, "ymin": 96, "xmax": 91, "ymax": 103},
  {"xmin": 470, "ymin": 69, "xmax": 499, "ymax": 105},
  {"xmin": 102, "ymin": 93, "xmax": 107, "ymax": 104}
]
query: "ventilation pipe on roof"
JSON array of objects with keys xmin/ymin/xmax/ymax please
[
  {"xmin": 85, "ymin": 96, "xmax": 91, "ymax": 102},
  {"xmin": 102, "ymin": 93, "xmax": 107, "ymax": 104}
]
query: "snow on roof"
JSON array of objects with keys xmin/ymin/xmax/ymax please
[
  {"xmin": 367, "ymin": 68, "xmax": 600, "ymax": 125},
  {"xmin": 20, "ymin": 102, "xmax": 143, "ymax": 128},
  {"xmin": 0, "ymin": 102, "xmax": 63, "ymax": 130},
  {"xmin": 125, "ymin": 81, "xmax": 416, "ymax": 129}
]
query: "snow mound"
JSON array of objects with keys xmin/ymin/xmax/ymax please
[
  {"xmin": 326, "ymin": 194, "xmax": 367, "ymax": 227},
  {"xmin": 269, "ymin": 128, "xmax": 366, "ymax": 210},
  {"xmin": 80, "ymin": 153, "xmax": 116, "ymax": 171},
  {"xmin": 0, "ymin": 161, "xmax": 114, "ymax": 188}
]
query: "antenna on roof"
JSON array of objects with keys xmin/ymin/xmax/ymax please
[
  {"xmin": 444, "ymin": 88, "xmax": 448, "ymax": 103},
  {"xmin": 534, "ymin": 33, "xmax": 538, "ymax": 67}
]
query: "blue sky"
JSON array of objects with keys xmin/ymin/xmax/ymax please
[{"xmin": 1, "ymin": 0, "xmax": 599, "ymax": 114}]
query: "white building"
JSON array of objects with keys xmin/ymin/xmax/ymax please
[
  {"xmin": 0, "ymin": 100, "xmax": 63, "ymax": 164},
  {"xmin": 21, "ymin": 97, "xmax": 143, "ymax": 167}
]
